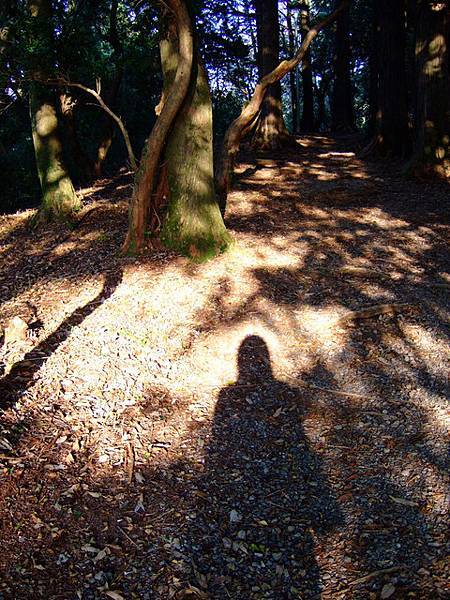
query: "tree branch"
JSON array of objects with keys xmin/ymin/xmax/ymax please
[
  {"xmin": 43, "ymin": 77, "xmax": 138, "ymax": 172},
  {"xmin": 216, "ymin": 0, "xmax": 351, "ymax": 205}
]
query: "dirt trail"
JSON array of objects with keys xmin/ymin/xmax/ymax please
[{"xmin": 0, "ymin": 136, "xmax": 448, "ymax": 599}]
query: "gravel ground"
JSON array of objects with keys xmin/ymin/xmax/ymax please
[{"xmin": 0, "ymin": 137, "xmax": 448, "ymax": 599}]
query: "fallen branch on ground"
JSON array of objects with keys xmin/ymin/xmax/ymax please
[{"xmin": 338, "ymin": 303, "xmax": 417, "ymax": 325}]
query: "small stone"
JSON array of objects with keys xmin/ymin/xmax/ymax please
[
  {"xmin": 381, "ymin": 583, "xmax": 396, "ymax": 599},
  {"xmin": 229, "ymin": 509, "xmax": 242, "ymax": 523},
  {"xmin": 4, "ymin": 316, "xmax": 28, "ymax": 345}
]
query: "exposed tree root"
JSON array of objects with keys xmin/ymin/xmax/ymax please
[{"xmin": 338, "ymin": 303, "xmax": 417, "ymax": 325}]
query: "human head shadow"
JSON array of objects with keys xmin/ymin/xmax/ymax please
[{"xmin": 176, "ymin": 335, "xmax": 343, "ymax": 598}]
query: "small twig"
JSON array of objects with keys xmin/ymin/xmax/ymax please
[
  {"xmin": 117, "ymin": 525, "xmax": 138, "ymax": 547},
  {"xmin": 348, "ymin": 565, "xmax": 404, "ymax": 586}
]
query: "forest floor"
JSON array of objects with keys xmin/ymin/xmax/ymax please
[{"xmin": 0, "ymin": 135, "xmax": 449, "ymax": 600}]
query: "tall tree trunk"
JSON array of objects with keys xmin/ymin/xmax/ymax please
[
  {"xmin": 123, "ymin": 0, "xmax": 230, "ymax": 258},
  {"xmin": 410, "ymin": 0, "xmax": 449, "ymax": 177},
  {"xmin": 159, "ymin": 19, "xmax": 231, "ymax": 260},
  {"xmin": 367, "ymin": 1, "xmax": 378, "ymax": 138},
  {"xmin": 94, "ymin": 0, "xmax": 123, "ymax": 177},
  {"xmin": 286, "ymin": 3, "xmax": 299, "ymax": 133},
  {"xmin": 374, "ymin": 0, "xmax": 410, "ymax": 156},
  {"xmin": 252, "ymin": 0, "xmax": 289, "ymax": 149},
  {"xmin": 331, "ymin": 0, "xmax": 355, "ymax": 132},
  {"xmin": 28, "ymin": 0, "xmax": 79, "ymax": 224},
  {"xmin": 300, "ymin": 0, "xmax": 315, "ymax": 131},
  {"xmin": 60, "ymin": 92, "xmax": 94, "ymax": 185}
]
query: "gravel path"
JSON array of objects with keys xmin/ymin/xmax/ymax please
[{"xmin": 0, "ymin": 137, "xmax": 448, "ymax": 599}]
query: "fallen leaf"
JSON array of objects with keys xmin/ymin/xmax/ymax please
[{"xmin": 381, "ymin": 583, "xmax": 396, "ymax": 599}]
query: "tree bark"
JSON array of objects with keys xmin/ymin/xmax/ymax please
[
  {"xmin": 216, "ymin": 0, "xmax": 349, "ymax": 206},
  {"xmin": 410, "ymin": 0, "xmax": 450, "ymax": 177},
  {"xmin": 300, "ymin": 0, "xmax": 315, "ymax": 132},
  {"xmin": 374, "ymin": 0, "xmax": 410, "ymax": 156},
  {"xmin": 252, "ymin": 0, "xmax": 289, "ymax": 149},
  {"xmin": 28, "ymin": 0, "xmax": 79, "ymax": 224},
  {"xmin": 331, "ymin": 0, "xmax": 355, "ymax": 132},
  {"xmin": 122, "ymin": 0, "xmax": 194, "ymax": 254},
  {"xmin": 158, "ymin": 19, "xmax": 231, "ymax": 260},
  {"xmin": 286, "ymin": 3, "xmax": 299, "ymax": 133}
]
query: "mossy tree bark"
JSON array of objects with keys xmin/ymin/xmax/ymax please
[
  {"xmin": 410, "ymin": 0, "xmax": 450, "ymax": 178},
  {"xmin": 252, "ymin": 0, "xmax": 290, "ymax": 150},
  {"xmin": 159, "ymin": 18, "xmax": 231, "ymax": 260},
  {"xmin": 28, "ymin": 0, "xmax": 79, "ymax": 224}
]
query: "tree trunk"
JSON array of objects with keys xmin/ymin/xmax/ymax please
[
  {"xmin": 60, "ymin": 92, "xmax": 94, "ymax": 185},
  {"xmin": 252, "ymin": 0, "xmax": 289, "ymax": 149},
  {"xmin": 28, "ymin": 0, "xmax": 79, "ymax": 224},
  {"xmin": 159, "ymin": 20, "xmax": 231, "ymax": 260},
  {"xmin": 300, "ymin": 0, "xmax": 315, "ymax": 131},
  {"xmin": 331, "ymin": 0, "xmax": 355, "ymax": 132},
  {"xmin": 286, "ymin": 3, "xmax": 299, "ymax": 133},
  {"xmin": 122, "ymin": 0, "xmax": 192, "ymax": 254},
  {"xmin": 374, "ymin": 0, "xmax": 410, "ymax": 156},
  {"xmin": 94, "ymin": 0, "xmax": 123, "ymax": 177},
  {"xmin": 410, "ymin": 0, "xmax": 449, "ymax": 177},
  {"xmin": 216, "ymin": 1, "xmax": 349, "ymax": 206}
]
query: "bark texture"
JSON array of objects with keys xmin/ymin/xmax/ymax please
[
  {"xmin": 410, "ymin": 0, "xmax": 450, "ymax": 177},
  {"xmin": 159, "ymin": 22, "xmax": 231, "ymax": 260},
  {"xmin": 252, "ymin": 0, "xmax": 289, "ymax": 149},
  {"xmin": 29, "ymin": 0, "xmax": 79, "ymax": 224},
  {"xmin": 331, "ymin": 0, "xmax": 355, "ymax": 132},
  {"xmin": 121, "ymin": 0, "xmax": 191, "ymax": 254}
]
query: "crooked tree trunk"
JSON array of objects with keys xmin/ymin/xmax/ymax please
[
  {"xmin": 28, "ymin": 0, "xmax": 79, "ymax": 224},
  {"xmin": 410, "ymin": 0, "xmax": 450, "ymax": 177},
  {"xmin": 216, "ymin": 0, "xmax": 349, "ymax": 206},
  {"xmin": 159, "ymin": 21, "xmax": 231, "ymax": 260},
  {"xmin": 331, "ymin": 0, "xmax": 355, "ymax": 132},
  {"xmin": 123, "ymin": 0, "xmax": 228, "ymax": 257},
  {"xmin": 373, "ymin": 0, "xmax": 410, "ymax": 156},
  {"xmin": 300, "ymin": 0, "xmax": 315, "ymax": 132},
  {"xmin": 252, "ymin": 0, "xmax": 289, "ymax": 149}
]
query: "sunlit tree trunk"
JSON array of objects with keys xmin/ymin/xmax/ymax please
[
  {"xmin": 28, "ymin": 0, "xmax": 79, "ymax": 224},
  {"xmin": 331, "ymin": 0, "xmax": 355, "ymax": 132},
  {"xmin": 122, "ymin": 0, "xmax": 230, "ymax": 259},
  {"xmin": 159, "ymin": 18, "xmax": 231, "ymax": 260},
  {"xmin": 300, "ymin": 0, "xmax": 315, "ymax": 131},
  {"xmin": 252, "ymin": 0, "xmax": 289, "ymax": 149},
  {"xmin": 410, "ymin": 0, "xmax": 450, "ymax": 177}
]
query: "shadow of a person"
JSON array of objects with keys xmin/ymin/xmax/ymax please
[{"xmin": 188, "ymin": 335, "xmax": 343, "ymax": 599}]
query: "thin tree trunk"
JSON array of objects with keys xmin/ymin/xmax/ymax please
[
  {"xmin": 300, "ymin": 0, "xmax": 315, "ymax": 131},
  {"xmin": 409, "ymin": 0, "xmax": 449, "ymax": 177},
  {"xmin": 287, "ymin": 3, "xmax": 299, "ymax": 133},
  {"xmin": 28, "ymin": 0, "xmax": 79, "ymax": 224},
  {"xmin": 122, "ymin": 0, "xmax": 194, "ymax": 254},
  {"xmin": 216, "ymin": 0, "xmax": 349, "ymax": 206},
  {"xmin": 252, "ymin": 0, "xmax": 289, "ymax": 149},
  {"xmin": 158, "ymin": 18, "xmax": 231, "ymax": 260},
  {"xmin": 331, "ymin": 0, "xmax": 355, "ymax": 132}
]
